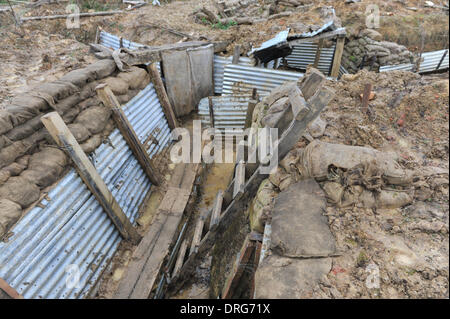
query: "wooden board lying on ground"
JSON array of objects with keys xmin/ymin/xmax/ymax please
[{"xmin": 113, "ymin": 162, "xmax": 199, "ymax": 299}]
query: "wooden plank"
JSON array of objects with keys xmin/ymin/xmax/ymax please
[
  {"xmin": 172, "ymin": 239, "xmax": 188, "ymax": 278},
  {"xmin": 41, "ymin": 112, "xmax": 141, "ymax": 244},
  {"xmin": 0, "ymin": 278, "xmax": 23, "ymax": 299},
  {"xmin": 209, "ymin": 190, "xmax": 224, "ymax": 229},
  {"xmin": 147, "ymin": 62, "xmax": 178, "ymax": 130},
  {"xmin": 232, "ymin": 45, "xmax": 241, "ymax": 64},
  {"xmin": 96, "ymin": 84, "xmax": 161, "ymax": 186},
  {"xmin": 361, "ymin": 83, "xmax": 373, "ymax": 113},
  {"xmin": 313, "ymin": 39, "xmax": 324, "ymax": 68},
  {"xmin": 330, "ymin": 36, "xmax": 345, "ymax": 78},
  {"xmin": 249, "ymin": 241, "xmax": 262, "ymax": 299},
  {"xmin": 245, "ymin": 99, "xmax": 257, "ymax": 129},
  {"xmin": 113, "ymin": 163, "xmax": 199, "ymax": 299},
  {"xmin": 189, "ymin": 216, "xmax": 205, "ymax": 256},
  {"xmin": 233, "ymin": 161, "xmax": 245, "ymax": 198},
  {"xmin": 222, "ymin": 236, "xmax": 254, "ymax": 299},
  {"xmin": 208, "ymin": 96, "xmax": 215, "ymax": 128}
]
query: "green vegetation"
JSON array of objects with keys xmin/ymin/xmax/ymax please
[{"xmin": 211, "ymin": 20, "xmax": 237, "ymax": 30}]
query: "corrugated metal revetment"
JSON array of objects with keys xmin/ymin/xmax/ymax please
[
  {"xmin": 198, "ymin": 96, "xmax": 250, "ymax": 132},
  {"xmin": 284, "ymin": 42, "xmax": 336, "ymax": 75},
  {"xmin": 214, "ymin": 56, "xmax": 254, "ymax": 94},
  {"xmin": 222, "ymin": 64, "xmax": 304, "ymax": 97},
  {"xmin": 99, "ymin": 30, "xmax": 146, "ymax": 50},
  {"xmin": 379, "ymin": 49, "xmax": 449, "ymax": 73},
  {"xmin": 0, "ymin": 83, "xmax": 172, "ymax": 299}
]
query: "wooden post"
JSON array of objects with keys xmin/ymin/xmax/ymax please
[
  {"xmin": 313, "ymin": 39, "xmax": 324, "ymax": 68},
  {"xmin": 361, "ymin": 83, "xmax": 373, "ymax": 114},
  {"xmin": 209, "ymin": 190, "xmax": 224, "ymax": 229},
  {"xmin": 232, "ymin": 45, "xmax": 241, "ymax": 64},
  {"xmin": 96, "ymin": 84, "xmax": 162, "ymax": 186},
  {"xmin": 330, "ymin": 36, "xmax": 345, "ymax": 78},
  {"xmin": 147, "ymin": 62, "xmax": 178, "ymax": 130},
  {"xmin": 245, "ymin": 99, "xmax": 257, "ymax": 129},
  {"xmin": 190, "ymin": 216, "xmax": 205, "ymax": 256},
  {"xmin": 0, "ymin": 278, "xmax": 23, "ymax": 299},
  {"xmin": 41, "ymin": 112, "xmax": 141, "ymax": 244},
  {"xmin": 172, "ymin": 239, "xmax": 188, "ymax": 278},
  {"xmin": 208, "ymin": 96, "xmax": 215, "ymax": 128},
  {"xmin": 233, "ymin": 161, "xmax": 245, "ymax": 198}
]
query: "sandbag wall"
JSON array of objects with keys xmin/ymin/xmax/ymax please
[
  {"xmin": 341, "ymin": 29, "xmax": 415, "ymax": 73},
  {"xmin": 0, "ymin": 59, "xmax": 151, "ymax": 238}
]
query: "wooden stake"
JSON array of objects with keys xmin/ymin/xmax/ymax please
[
  {"xmin": 172, "ymin": 239, "xmax": 188, "ymax": 278},
  {"xmin": 208, "ymin": 96, "xmax": 215, "ymax": 128},
  {"xmin": 0, "ymin": 278, "xmax": 23, "ymax": 299},
  {"xmin": 362, "ymin": 83, "xmax": 373, "ymax": 114},
  {"xmin": 41, "ymin": 112, "xmax": 141, "ymax": 244},
  {"xmin": 209, "ymin": 190, "xmax": 224, "ymax": 229},
  {"xmin": 147, "ymin": 62, "xmax": 178, "ymax": 130},
  {"xmin": 190, "ymin": 216, "xmax": 205, "ymax": 256},
  {"xmin": 233, "ymin": 161, "xmax": 246, "ymax": 198},
  {"xmin": 330, "ymin": 36, "xmax": 345, "ymax": 78},
  {"xmin": 313, "ymin": 39, "xmax": 324, "ymax": 68},
  {"xmin": 232, "ymin": 45, "xmax": 241, "ymax": 64},
  {"xmin": 96, "ymin": 84, "xmax": 161, "ymax": 186}
]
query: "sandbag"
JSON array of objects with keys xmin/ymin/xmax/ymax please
[
  {"xmin": 117, "ymin": 66, "xmax": 150, "ymax": 90},
  {"xmin": 102, "ymin": 77, "xmax": 129, "ymax": 95},
  {"xmin": 67, "ymin": 123, "xmax": 91, "ymax": 143},
  {"xmin": 78, "ymin": 96, "xmax": 100, "ymax": 111},
  {"xmin": 307, "ymin": 116, "xmax": 327, "ymax": 138},
  {"xmin": 5, "ymin": 115, "xmax": 43, "ymax": 141},
  {"xmin": 0, "ymin": 199, "xmax": 22, "ymax": 238},
  {"xmin": 0, "ymin": 135, "xmax": 12, "ymax": 151},
  {"xmin": 297, "ymin": 140, "xmax": 413, "ymax": 185},
  {"xmin": 2, "ymin": 162, "xmax": 26, "ymax": 176},
  {"xmin": 84, "ymin": 59, "xmax": 117, "ymax": 79},
  {"xmin": 0, "ymin": 140, "xmax": 30, "ymax": 169},
  {"xmin": 81, "ymin": 134, "xmax": 102, "ymax": 154},
  {"xmin": 0, "ymin": 170, "xmax": 10, "ymax": 185},
  {"xmin": 75, "ymin": 106, "xmax": 111, "ymax": 135},
  {"xmin": 0, "ymin": 176, "xmax": 40, "ymax": 208},
  {"xmin": 32, "ymin": 81, "xmax": 80, "ymax": 102},
  {"xmin": 263, "ymin": 81, "xmax": 297, "ymax": 107},
  {"xmin": 0, "ymin": 110, "xmax": 14, "ymax": 134},
  {"xmin": 20, "ymin": 147, "xmax": 67, "ymax": 188},
  {"xmin": 249, "ymin": 178, "xmax": 277, "ymax": 233},
  {"xmin": 59, "ymin": 68, "xmax": 95, "ymax": 88},
  {"xmin": 6, "ymin": 105, "xmax": 41, "ymax": 127},
  {"xmin": 261, "ymin": 97, "xmax": 292, "ymax": 133}
]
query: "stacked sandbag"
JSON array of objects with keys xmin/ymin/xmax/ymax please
[
  {"xmin": 341, "ymin": 29, "xmax": 415, "ymax": 73},
  {"xmin": 0, "ymin": 61, "xmax": 152, "ymax": 238}
]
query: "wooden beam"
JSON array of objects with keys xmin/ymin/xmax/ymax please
[
  {"xmin": 222, "ymin": 236, "xmax": 254, "ymax": 299},
  {"xmin": 189, "ymin": 216, "xmax": 205, "ymax": 256},
  {"xmin": 96, "ymin": 84, "xmax": 162, "ymax": 186},
  {"xmin": 249, "ymin": 241, "xmax": 262, "ymax": 299},
  {"xmin": 313, "ymin": 39, "xmax": 324, "ymax": 68},
  {"xmin": 361, "ymin": 83, "xmax": 373, "ymax": 114},
  {"xmin": 245, "ymin": 99, "xmax": 257, "ymax": 129},
  {"xmin": 41, "ymin": 112, "xmax": 141, "ymax": 244},
  {"xmin": 330, "ymin": 36, "xmax": 345, "ymax": 78},
  {"xmin": 209, "ymin": 190, "xmax": 224, "ymax": 229},
  {"xmin": 147, "ymin": 63, "xmax": 178, "ymax": 130},
  {"xmin": 232, "ymin": 45, "xmax": 241, "ymax": 64},
  {"xmin": 208, "ymin": 96, "xmax": 215, "ymax": 128},
  {"xmin": 233, "ymin": 161, "xmax": 245, "ymax": 198},
  {"xmin": 0, "ymin": 278, "xmax": 23, "ymax": 299},
  {"xmin": 172, "ymin": 239, "xmax": 188, "ymax": 278}
]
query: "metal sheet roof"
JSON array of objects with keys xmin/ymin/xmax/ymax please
[
  {"xmin": 0, "ymin": 83, "xmax": 172, "ymax": 299},
  {"xmin": 283, "ymin": 42, "xmax": 336, "ymax": 75}
]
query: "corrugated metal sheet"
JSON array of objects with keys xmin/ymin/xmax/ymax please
[
  {"xmin": 284, "ymin": 42, "xmax": 336, "ymax": 75},
  {"xmin": 213, "ymin": 56, "xmax": 254, "ymax": 94},
  {"xmin": 249, "ymin": 30, "xmax": 290, "ymax": 55},
  {"xmin": 99, "ymin": 30, "xmax": 146, "ymax": 50},
  {"xmin": 0, "ymin": 83, "xmax": 172, "ymax": 299},
  {"xmin": 380, "ymin": 49, "xmax": 449, "ymax": 73},
  {"xmin": 198, "ymin": 96, "xmax": 250, "ymax": 132},
  {"xmin": 222, "ymin": 64, "xmax": 304, "ymax": 97}
]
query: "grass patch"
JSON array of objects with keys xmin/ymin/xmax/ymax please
[{"xmin": 211, "ymin": 20, "xmax": 237, "ymax": 30}]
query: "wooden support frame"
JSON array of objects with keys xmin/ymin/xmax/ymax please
[
  {"xmin": 172, "ymin": 239, "xmax": 188, "ymax": 278},
  {"xmin": 167, "ymin": 72, "xmax": 335, "ymax": 295},
  {"xmin": 313, "ymin": 39, "xmax": 324, "ymax": 68},
  {"xmin": 209, "ymin": 190, "xmax": 224, "ymax": 229},
  {"xmin": 190, "ymin": 216, "xmax": 205, "ymax": 256},
  {"xmin": 96, "ymin": 84, "xmax": 161, "ymax": 186},
  {"xmin": 361, "ymin": 83, "xmax": 373, "ymax": 113},
  {"xmin": 330, "ymin": 36, "xmax": 345, "ymax": 78},
  {"xmin": 232, "ymin": 45, "xmax": 241, "ymax": 64},
  {"xmin": 208, "ymin": 96, "xmax": 215, "ymax": 128},
  {"xmin": 0, "ymin": 278, "xmax": 23, "ymax": 299},
  {"xmin": 41, "ymin": 112, "xmax": 141, "ymax": 244},
  {"xmin": 147, "ymin": 62, "xmax": 178, "ymax": 130},
  {"xmin": 233, "ymin": 160, "xmax": 246, "ymax": 198}
]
